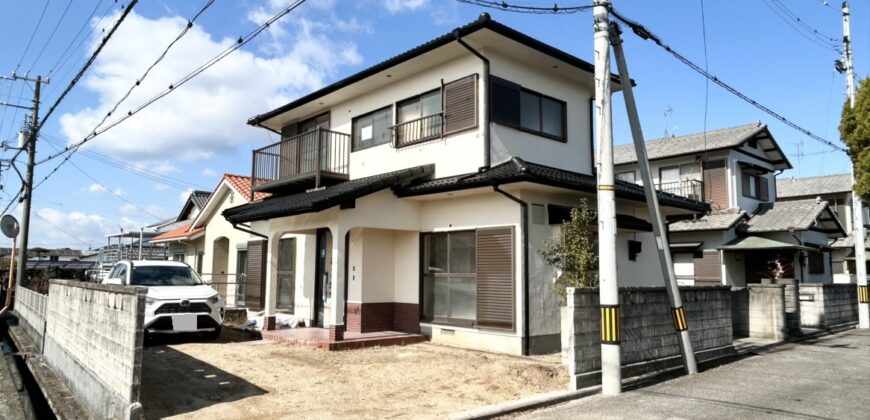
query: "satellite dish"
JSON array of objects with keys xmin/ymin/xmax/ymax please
[{"xmin": 1, "ymin": 214, "xmax": 19, "ymax": 238}]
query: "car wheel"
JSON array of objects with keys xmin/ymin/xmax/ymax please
[{"xmin": 205, "ymin": 326, "xmax": 222, "ymax": 340}]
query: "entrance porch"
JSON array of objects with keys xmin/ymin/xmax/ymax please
[{"xmin": 260, "ymin": 327, "xmax": 425, "ymax": 351}]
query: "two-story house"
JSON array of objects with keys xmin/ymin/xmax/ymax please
[
  {"xmin": 778, "ymin": 173, "xmax": 870, "ymax": 283},
  {"xmin": 614, "ymin": 123, "xmax": 846, "ymax": 287},
  {"xmin": 221, "ymin": 14, "xmax": 708, "ymax": 355}
]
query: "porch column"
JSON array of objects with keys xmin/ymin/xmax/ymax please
[
  {"xmin": 329, "ymin": 224, "xmax": 348, "ymax": 341},
  {"xmin": 263, "ymin": 234, "xmax": 279, "ymax": 330}
]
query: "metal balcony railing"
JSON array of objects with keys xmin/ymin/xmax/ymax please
[
  {"xmin": 656, "ymin": 179, "xmax": 705, "ymax": 202},
  {"xmin": 251, "ymin": 127, "xmax": 350, "ymax": 195},
  {"xmin": 391, "ymin": 113, "xmax": 443, "ymax": 148}
]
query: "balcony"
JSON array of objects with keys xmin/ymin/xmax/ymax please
[
  {"xmin": 391, "ymin": 113, "xmax": 443, "ymax": 148},
  {"xmin": 657, "ymin": 179, "xmax": 705, "ymax": 202},
  {"xmin": 252, "ymin": 128, "xmax": 350, "ymax": 196}
]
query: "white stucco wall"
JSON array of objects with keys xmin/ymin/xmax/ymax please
[
  {"xmin": 728, "ymin": 150, "xmax": 776, "ymax": 211},
  {"xmin": 199, "ymin": 187, "xmax": 257, "ymax": 305}
]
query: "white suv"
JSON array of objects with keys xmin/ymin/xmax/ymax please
[{"xmin": 104, "ymin": 260, "xmax": 224, "ymax": 339}]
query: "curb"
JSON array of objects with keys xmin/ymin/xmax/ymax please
[{"xmin": 448, "ymin": 386, "xmax": 601, "ymax": 420}]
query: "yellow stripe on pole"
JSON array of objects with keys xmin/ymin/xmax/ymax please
[
  {"xmin": 598, "ymin": 185, "xmax": 615, "ymax": 191},
  {"xmin": 672, "ymin": 306, "xmax": 688, "ymax": 331},
  {"xmin": 600, "ymin": 306, "xmax": 620, "ymax": 344},
  {"xmin": 859, "ymin": 286, "xmax": 869, "ymax": 304}
]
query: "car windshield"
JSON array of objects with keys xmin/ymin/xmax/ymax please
[{"xmin": 131, "ymin": 266, "xmax": 203, "ymax": 286}]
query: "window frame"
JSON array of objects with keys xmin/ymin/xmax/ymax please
[
  {"xmin": 420, "ymin": 230, "xmax": 478, "ymax": 328},
  {"xmin": 808, "ymin": 252, "xmax": 825, "ymax": 275},
  {"xmin": 490, "ymin": 76, "xmax": 567, "ymax": 142},
  {"xmin": 742, "ymin": 171, "xmax": 766, "ymax": 200},
  {"xmin": 351, "ymin": 105, "xmax": 394, "ymax": 152},
  {"xmin": 616, "ymin": 171, "xmax": 636, "ymax": 184},
  {"xmin": 395, "ymin": 88, "xmax": 442, "ymax": 123}
]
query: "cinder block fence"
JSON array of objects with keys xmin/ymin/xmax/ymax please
[{"xmin": 562, "ymin": 286, "xmax": 734, "ymax": 389}]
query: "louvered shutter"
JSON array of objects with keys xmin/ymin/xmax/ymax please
[
  {"xmin": 443, "ymin": 74, "xmax": 478, "ymax": 135},
  {"xmin": 476, "ymin": 227, "xmax": 514, "ymax": 329},
  {"xmin": 759, "ymin": 177, "xmax": 769, "ymax": 201},
  {"xmin": 246, "ymin": 240, "xmax": 268, "ymax": 310}
]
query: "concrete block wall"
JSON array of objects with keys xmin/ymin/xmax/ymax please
[
  {"xmin": 13, "ymin": 285, "xmax": 48, "ymax": 352},
  {"xmin": 799, "ymin": 284, "xmax": 858, "ymax": 329},
  {"xmin": 563, "ymin": 286, "xmax": 733, "ymax": 388},
  {"xmin": 44, "ymin": 280, "xmax": 146, "ymax": 420}
]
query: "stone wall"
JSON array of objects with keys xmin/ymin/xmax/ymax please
[
  {"xmin": 13, "ymin": 285, "xmax": 48, "ymax": 352},
  {"xmin": 563, "ymin": 286, "xmax": 734, "ymax": 389},
  {"xmin": 732, "ymin": 284, "xmax": 787, "ymax": 340},
  {"xmin": 44, "ymin": 280, "xmax": 145, "ymax": 420},
  {"xmin": 799, "ymin": 284, "xmax": 858, "ymax": 329}
]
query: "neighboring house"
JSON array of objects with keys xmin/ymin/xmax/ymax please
[
  {"xmin": 615, "ymin": 123, "xmax": 791, "ymax": 286},
  {"xmin": 26, "ymin": 247, "xmax": 82, "ymax": 262},
  {"xmin": 153, "ymin": 174, "xmax": 269, "ymax": 307},
  {"xmin": 222, "ymin": 14, "xmax": 708, "ymax": 356},
  {"xmin": 778, "ymin": 173, "xmax": 870, "ymax": 283},
  {"xmin": 150, "ymin": 189, "xmax": 212, "ymax": 270}
]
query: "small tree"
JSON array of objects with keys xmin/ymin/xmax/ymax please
[
  {"xmin": 539, "ymin": 198, "xmax": 599, "ymax": 303},
  {"xmin": 840, "ymin": 77, "xmax": 870, "ymax": 200}
]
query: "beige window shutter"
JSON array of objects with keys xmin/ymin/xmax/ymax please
[
  {"xmin": 476, "ymin": 226, "xmax": 514, "ymax": 329},
  {"xmin": 443, "ymin": 74, "xmax": 479, "ymax": 136}
]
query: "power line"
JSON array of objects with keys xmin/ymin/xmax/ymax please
[
  {"xmin": 699, "ymin": 0, "xmax": 710, "ymax": 162},
  {"xmin": 38, "ymin": 133, "xmax": 207, "ymax": 190},
  {"xmin": 762, "ymin": 0, "xmax": 841, "ymax": 53},
  {"xmin": 456, "ymin": 0, "xmax": 593, "ymax": 14},
  {"xmin": 607, "ymin": 7, "xmax": 848, "ymax": 153},
  {"xmin": 36, "ymin": 0, "xmax": 140, "ymax": 133},
  {"xmin": 32, "ymin": 211, "xmax": 90, "ymax": 246},
  {"xmin": 34, "ymin": 0, "xmax": 309, "ymax": 188},
  {"xmin": 46, "ymin": 0, "xmax": 106, "ymax": 77},
  {"xmin": 27, "ymin": 0, "xmax": 74, "ymax": 73},
  {"xmin": 15, "ymin": 0, "xmax": 53, "ymax": 72}
]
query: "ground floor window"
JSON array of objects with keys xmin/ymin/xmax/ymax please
[
  {"xmin": 422, "ymin": 231, "xmax": 476, "ymax": 326},
  {"xmin": 172, "ymin": 253, "xmax": 184, "ymax": 262}
]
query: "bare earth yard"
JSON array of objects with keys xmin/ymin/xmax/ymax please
[{"xmin": 140, "ymin": 330, "xmax": 566, "ymax": 419}]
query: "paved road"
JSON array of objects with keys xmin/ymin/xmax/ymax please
[{"xmin": 520, "ymin": 329, "xmax": 870, "ymax": 420}]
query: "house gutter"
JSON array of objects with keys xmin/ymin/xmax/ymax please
[
  {"xmin": 231, "ymin": 223, "xmax": 268, "ymax": 240},
  {"xmin": 493, "ymin": 185, "xmax": 530, "ymax": 356},
  {"xmin": 454, "ymin": 25, "xmax": 491, "ymax": 171}
]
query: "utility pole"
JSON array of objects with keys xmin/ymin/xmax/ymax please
[
  {"xmin": 610, "ymin": 23, "xmax": 698, "ymax": 374},
  {"xmin": 841, "ymin": 1, "xmax": 869, "ymax": 328},
  {"xmin": 593, "ymin": 0, "xmax": 621, "ymax": 395},
  {"xmin": 10, "ymin": 74, "xmax": 46, "ymax": 290}
]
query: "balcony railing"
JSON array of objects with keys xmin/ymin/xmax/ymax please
[
  {"xmin": 657, "ymin": 179, "xmax": 705, "ymax": 202},
  {"xmin": 251, "ymin": 127, "xmax": 350, "ymax": 196},
  {"xmin": 391, "ymin": 113, "xmax": 443, "ymax": 148}
]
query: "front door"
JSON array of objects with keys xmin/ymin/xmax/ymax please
[
  {"xmin": 277, "ymin": 238, "xmax": 296, "ymax": 311},
  {"xmin": 314, "ymin": 229, "xmax": 332, "ymax": 328}
]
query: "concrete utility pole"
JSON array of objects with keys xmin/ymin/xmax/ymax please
[
  {"xmin": 592, "ymin": 0, "xmax": 622, "ymax": 395},
  {"xmin": 610, "ymin": 23, "xmax": 698, "ymax": 374},
  {"xmin": 841, "ymin": 1, "xmax": 869, "ymax": 328},
  {"xmin": 10, "ymin": 74, "xmax": 46, "ymax": 290}
]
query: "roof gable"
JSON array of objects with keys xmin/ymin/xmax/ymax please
[
  {"xmin": 777, "ymin": 173, "xmax": 852, "ymax": 199},
  {"xmin": 743, "ymin": 199, "xmax": 845, "ymax": 235},
  {"xmin": 192, "ymin": 174, "xmax": 271, "ymax": 228}
]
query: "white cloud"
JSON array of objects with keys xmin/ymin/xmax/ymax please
[
  {"xmin": 179, "ymin": 189, "xmax": 194, "ymax": 205},
  {"xmin": 201, "ymin": 168, "xmax": 217, "ymax": 178},
  {"xmin": 119, "ymin": 203, "xmax": 137, "ymax": 214},
  {"xmin": 59, "ymin": 8, "xmax": 363, "ymax": 163},
  {"xmin": 383, "ymin": 0, "xmax": 429, "ymax": 13},
  {"xmin": 28, "ymin": 208, "xmax": 115, "ymax": 249},
  {"xmin": 87, "ymin": 183, "xmax": 107, "ymax": 193},
  {"xmin": 153, "ymin": 184, "xmax": 170, "ymax": 192}
]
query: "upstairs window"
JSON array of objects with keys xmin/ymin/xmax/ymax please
[
  {"xmin": 397, "ymin": 90, "xmax": 441, "ymax": 124},
  {"xmin": 394, "ymin": 89, "xmax": 443, "ymax": 147},
  {"xmin": 616, "ymin": 171, "xmax": 636, "ymax": 184},
  {"xmin": 742, "ymin": 171, "xmax": 770, "ymax": 201},
  {"xmin": 491, "ymin": 76, "xmax": 566, "ymax": 141},
  {"xmin": 352, "ymin": 106, "xmax": 393, "ymax": 151}
]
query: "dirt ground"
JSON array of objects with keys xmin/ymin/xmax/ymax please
[{"xmin": 140, "ymin": 329, "xmax": 566, "ymax": 419}]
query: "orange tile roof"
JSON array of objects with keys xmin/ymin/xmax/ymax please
[
  {"xmin": 151, "ymin": 223, "xmax": 205, "ymax": 242},
  {"xmin": 222, "ymin": 174, "xmax": 270, "ymax": 202}
]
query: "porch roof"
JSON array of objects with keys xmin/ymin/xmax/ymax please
[
  {"xmin": 718, "ymin": 236, "xmax": 815, "ymax": 252},
  {"xmin": 223, "ymin": 164, "xmax": 435, "ymax": 223},
  {"xmin": 669, "ymin": 208, "xmax": 748, "ymax": 232},
  {"xmin": 394, "ymin": 157, "xmax": 710, "ymax": 212},
  {"xmin": 151, "ymin": 223, "xmax": 205, "ymax": 243},
  {"xmin": 744, "ymin": 199, "xmax": 846, "ymax": 235}
]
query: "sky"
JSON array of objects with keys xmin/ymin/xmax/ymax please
[{"xmin": 0, "ymin": 0, "xmax": 867, "ymax": 250}]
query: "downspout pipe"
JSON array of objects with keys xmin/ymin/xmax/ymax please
[
  {"xmin": 454, "ymin": 27, "xmax": 491, "ymax": 171},
  {"xmin": 493, "ymin": 185, "xmax": 530, "ymax": 356}
]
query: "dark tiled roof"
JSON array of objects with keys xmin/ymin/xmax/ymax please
[
  {"xmin": 613, "ymin": 123, "xmax": 787, "ymax": 166},
  {"xmin": 395, "ymin": 158, "xmax": 710, "ymax": 212},
  {"xmin": 670, "ymin": 208, "xmax": 748, "ymax": 232},
  {"xmin": 777, "ymin": 173, "xmax": 852, "ymax": 199},
  {"xmin": 223, "ymin": 165, "xmax": 435, "ymax": 224},
  {"xmin": 744, "ymin": 199, "xmax": 844, "ymax": 233},
  {"xmin": 190, "ymin": 190, "xmax": 212, "ymax": 209},
  {"xmin": 249, "ymin": 14, "xmax": 612, "ymax": 127}
]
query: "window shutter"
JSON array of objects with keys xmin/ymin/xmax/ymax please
[
  {"xmin": 476, "ymin": 227, "xmax": 514, "ymax": 329},
  {"xmin": 246, "ymin": 240, "xmax": 267, "ymax": 310},
  {"xmin": 759, "ymin": 177, "xmax": 769, "ymax": 201},
  {"xmin": 443, "ymin": 74, "xmax": 478, "ymax": 135},
  {"xmin": 490, "ymin": 76, "xmax": 521, "ymax": 126}
]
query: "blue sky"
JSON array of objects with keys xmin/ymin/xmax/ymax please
[{"xmin": 0, "ymin": 0, "xmax": 867, "ymax": 249}]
